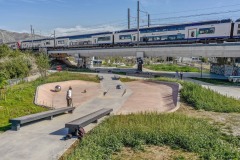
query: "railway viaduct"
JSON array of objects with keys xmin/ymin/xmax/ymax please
[{"xmin": 48, "ymin": 43, "xmax": 240, "ymax": 58}]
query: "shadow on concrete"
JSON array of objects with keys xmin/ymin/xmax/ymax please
[
  {"xmin": 0, "ymin": 125, "xmax": 10, "ymax": 132},
  {"xmin": 50, "ymin": 128, "xmax": 68, "ymax": 136}
]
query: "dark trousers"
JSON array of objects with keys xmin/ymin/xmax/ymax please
[{"xmin": 67, "ymin": 98, "xmax": 72, "ymax": 107}]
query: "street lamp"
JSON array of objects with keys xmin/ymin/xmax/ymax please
[{"xmin": 200, "ymin": 56, "xmax": 203, "ymax": 78}]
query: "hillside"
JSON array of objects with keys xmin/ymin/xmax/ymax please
[{"xmin": 0, "ymin": 29, "xmax": 44, "ymax": 43}]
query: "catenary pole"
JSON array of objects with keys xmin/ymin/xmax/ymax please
[
  {"xmin": 148, "ymin": 14, "xmax": 150, "ymax": 27},
  {"xmin": 137, "ymin": 1, "xmax": 140, "ymax": 46},
  {"xmin": 128, "ymin": 8, "xmax": 130, "ymax": 29},
  {"xmin": 30, "ymin": 25, "xmax": 33, "ymax": 49},
  {"xmin": 54, "ymin": 30, "xmax": 56, "ymax": 49}
]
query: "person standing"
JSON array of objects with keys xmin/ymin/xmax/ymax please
[
  {"xmin": 180, "ymin": 72, "xmax": 183, "ymax": 80},
  {"xmin": 66, "ymin": 86, "xmax": 73, "ymax": 107},
  {"xmin": 175, "ymin": 71, "xmax": 179, "ymax": 79}
]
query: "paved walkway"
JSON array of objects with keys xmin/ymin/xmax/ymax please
[
  {"xmin": 0, "ymin": 74, "xmax": 132, "ymax": 160},
  {"xmin": 186, "ymin": 78, "xmax": 240, "ymax": 100}
]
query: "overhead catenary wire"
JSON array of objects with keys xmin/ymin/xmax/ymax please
[
  {"xmin": 151, "ymin": 9, "xmax": 240, "ymax": 22},
  {"xmin": 47, "ymin": 2, "xmax": 240, "ymax": 36},
  {"xmin": 150, "ymin": 3, "xmax": 240, "ymax": 15}
]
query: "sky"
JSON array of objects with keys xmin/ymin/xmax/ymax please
[{"xmin": 1, "ymin": 0, "xmax": 240, "ymax": 36}]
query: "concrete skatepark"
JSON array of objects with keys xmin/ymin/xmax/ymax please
[{"xmin": 0, "ymin": 73, "xmax": 180, "ymax": 160}]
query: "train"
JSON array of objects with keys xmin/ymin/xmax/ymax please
[{"xmin": 5, "ymin": 18, "xmax": 240, "ymax": 50}]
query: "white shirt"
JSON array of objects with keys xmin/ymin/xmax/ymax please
[{"xmin": 67, "ymin": 90, "xmax": 72, "ymax": 98}]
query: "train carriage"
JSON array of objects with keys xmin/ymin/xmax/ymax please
[
  {"xmin": 21, "ymin": 40, "xmax": 32, "ymax": 49},
  {"xmin": 68, "ymin": 34, "xmax": 92, "ymax": 48},
  {"xmin": 233, "ymin": 19, "xmax": 240, "ymax": 39},
  {"xmin": 6, "ymin": 42, "xmax": 20, "ymax": 50},
  {"xmin": 114, "ymin": 29, "xmax": 138, "ymax": 46},
  {"xmin": 185, "ymin": 19, "xmax": 233, "ymax": 43},
  {"xmin": 55, "ymin": 37, "xmax": 69, "ymax": 48},
  {"xmin": 92, "ymin": 32, "xmax": 113, "ymax": 46}
]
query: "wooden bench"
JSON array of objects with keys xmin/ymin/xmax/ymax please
[
  {"xmin": 9, "ymin": 107, "xmax": 75, "ymax": 131},
  {"xmin": 113, "ymin": 75, "xmax": 120, "ymax": 80},
  {"xmin": 98, "ymin": 75, "xmax": 104, "ymax": 80},
  {"xmin": 65, "ymin": 108, "xmax": 113, "ymax": 134}
]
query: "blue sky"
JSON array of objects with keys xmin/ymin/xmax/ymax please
[{"xmin": 1, "ymin": 0, "xmax": 240, "ymax": 36}]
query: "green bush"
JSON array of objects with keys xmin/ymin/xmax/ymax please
[
  {"xmin": 181, "ymin": 82, "xmax": 240, "ymax": 113},
  {"xmin": 66, "ymin": 113, "xmax": 240, "ymax": 160},
  {"xmin": 120, "ymin": 77, "xmax": 136, "ymax": 82},
  {"xmin": 154, "ymin": 77, "xmax": 240, "ymax": 113},
  {"xmin": 145, "ymin": 64, "xmax": 199, "ymax": 72}
]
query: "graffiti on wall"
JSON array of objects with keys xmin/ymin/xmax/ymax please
[{"xmin": 210, "ymin": 64, "xmax": 240, "ymax": 76}]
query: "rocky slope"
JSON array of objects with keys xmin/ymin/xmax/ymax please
[{"xmin": 0, "ymin": 29, "xmax": 44, "ymax": 43}]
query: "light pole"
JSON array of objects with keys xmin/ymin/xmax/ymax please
[{"xmin": 200, "ymin": 56, "xmax": 203, "ymax": 78}]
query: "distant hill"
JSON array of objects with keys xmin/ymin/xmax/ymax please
[{"xmin": 0, "ymin": 29, "xmax": 45, "ymax": 44}]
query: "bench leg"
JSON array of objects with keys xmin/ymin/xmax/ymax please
[
  {"xmin": 12, "ymin": 124, "xmax": 20, "ymax": 131},
  {"xmin": 46, "ymin": 116, "xmax": 53, "ymax": 120},
  {"xmin": 68, "ymin": 110, "xmax": 73, "ymax": 114}
]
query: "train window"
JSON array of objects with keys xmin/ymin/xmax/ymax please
[
  {"xmin": 168, "ymin": 35, "xmax": 176, "ymax": 40},
  {"xmin": 154, "ymin": 36, "xmax": 161, "ymax": 41},
  {"xmin": 58, "ymin": 40, "xmax": 64, "ymax": 44},
  {"xmin": 238, "ymin": 24, "xmax": 240, "ymax": 28},
  {"xmin": 177, "ymin": 34, "xmax": 185, "ymax": 39},
  {"xmin": 162, "ymin": 36, "xmax": 168, "ymax": 40},
  {"xmin": 148, "ymin": 37, "xmax": 153, "ymax": 41},
  {"xmin": 119, "ymin": 35, "xmax": 132, "ymax": 40},
  {"xmin": 98, "ymin": 36, "xmax": 111, "ymax": 41},
  {"xmin": 191, "ymin": 31, "xmax": 195, "ymax": 38},
  {"xmin": 199, "ymin": 27, "xmax": 215, "ymax": 34},
  {"xmin": 238, "ymin": 30, "xmax": 240, "ymax": 34},
  {"xmin": 46, "ymin": 42, "xmax": 50, "ymax": 45}
]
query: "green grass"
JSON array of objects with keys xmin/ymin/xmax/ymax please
[
  {"xmin": 119, "ymin": 77, "xmax": 137, "ymax": 83},
  {"xmin": 112, "ymin": 71, "xmax": 127, "ymax": 75},
  {"xmin": 154, "ymin": 77, "xmax": 240, "ymax": 113},
  {"xmin": 191, "ymin": 77, "xmax": 239, "ymax": 86},
  {"xmin": 0, "ymin": 72, "xmax": 99, "ymax": 132},
  {"xmin": 64, "ymin": 68, "xmax": 96, "ymax": 73},
  {"xmin": 65, "ymin": 113, "xmax": 240, "ymax": 160},
  {"xmin": 116, "ymin": 65, "xmax": 134, "ymax": 69},
  {"xmin": 145, "ymin": 64, "xmax": 200, "ymax": 72}
]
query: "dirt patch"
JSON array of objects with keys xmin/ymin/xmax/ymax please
[
  {"xmin": 117, "ymin": 81, "xmax": 179, "ymax": 115},
  {"xmin": 177, "ymin": 102, "xmax": 240, "ymax": 136},
  {"xmin": 36, "ymin": 80, "xmax": 101, "ymax": 108},
  {"xmin": 112, "ymin": 145, "xmax": 199, "ymax": 160}
]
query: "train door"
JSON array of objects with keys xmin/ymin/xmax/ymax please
[
  {"xmin": 188, "ymin": 29, "xmax": 197, "ymax": 39},
  {"xmin": 132, "ymin": 34, "xmax": 138, "ymax": 42},
  {"xmin": 94, "ymin": 38, "xmax": 97, "ymax": 44}
]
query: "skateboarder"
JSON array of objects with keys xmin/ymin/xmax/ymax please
[{"xmin": 66, "ymin": 86, "xmax": 72, "ymax": 107}]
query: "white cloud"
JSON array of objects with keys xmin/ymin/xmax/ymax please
[{"xmin": 54, "ymin": 25, "xmax": 125, "ymax": 36}]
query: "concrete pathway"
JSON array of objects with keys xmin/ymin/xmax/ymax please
[
  {"xmin": 186, "ymin": 78, "xmax": 240, "ymax": 100},
  {"xmin": 0, "ymin": 73, "xmax": 132, "ymax": 160},
  {"xmin": 142, "ymin": 68, "xmax": 227, "ymax": 79}
]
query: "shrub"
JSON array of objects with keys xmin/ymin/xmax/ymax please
[
  {"xmin": 154, "ymin": 77, "xmax": 240, "ymax": 113},
  {"xmin": 145, "ymin": 64, "xmax": 199, "ymax": 72},
  {"xmin": 66, "ymin": 113, "xmax": 240, "ymax": 160}
]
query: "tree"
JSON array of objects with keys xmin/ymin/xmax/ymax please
[
  {"xmin": 0, "ymin": 72, "xmax": 7, "ymax": 101},
  {"xmin": 0, "ymin": 72, "xmax": 7, "ymax": 89},
  {"xmin": 36, "ymin": 53, "xmax": 50, "ymax": 78}
]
